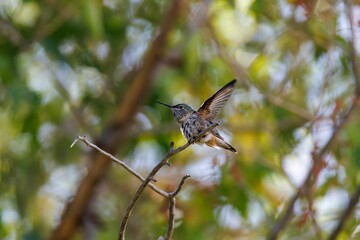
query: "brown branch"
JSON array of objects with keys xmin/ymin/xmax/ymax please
[
  {"xmin": 71, "ymin": 136, "xmax": 168, "ymax": 197},
  {"xmin": 269, "ymin": 100, "xmax": 357, "ymax": 239},
  {"xmin": 269, "ymin": 191, "xmax": 300, "ymax": 240},
  {"xmin": 0, "ymin": 17, "xmax": 23, "ymax": 46},
  {"xmin": 118, "ymin": 122, "xmax": 219, "ymax": 240},
  {"xmin": 117, "ymin": 142, "xmax": 175, "ymax": 240},
  {"xmin": 346, "ymin": 0, "xmax": 360, "ymax": 95},
  {"xmin": 326, "ymin": 2, "xmax": 360, "ymax": 239},
  {"xmin": 170, "ymin": 174, "xmax": 191, "ymax": 196},
  {"xmin": 269, "ymin": 1, "xmax": 360, "ymax": 237},
  {"xmin": 71, "ymin": 123, "xmax": 214, "ymax": 240},
  {"xmin": 71, "ymin": 122, "xmax": 212, "ymax": 240},
  {"xmin": 49, "ymin": 0, "xmax": 184, "ymax": 239},
  {"xmin": 204, "ymin": 15, "xmax": 317, "ymax": 239},
  {"xmin": 113, "ymin": 0, "xmax": 184, "ymax": 125},
  {"xmin": 328, "ymin": 184, "xmax": 360, "ymax": 240},
  {"xmin": 306, "ymin": 189, "xmax": 323, "ymax": 240},
  {"xmin": 164, "ymin": 174, "xmax": 191, "ymax": 240}
]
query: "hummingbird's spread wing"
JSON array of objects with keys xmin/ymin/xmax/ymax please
[{"xmin": 198, "ymin": 79, "xmax": 236, "ymax": 121}]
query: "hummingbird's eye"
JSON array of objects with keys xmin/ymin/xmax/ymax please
[{"xmin": 179, "ymin": 106, "xmax": 183, "ymax": 109}]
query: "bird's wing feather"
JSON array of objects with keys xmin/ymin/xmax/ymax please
[{"xmin": 198, "ymin": 79, "xmax": 236, "ymax": 121}]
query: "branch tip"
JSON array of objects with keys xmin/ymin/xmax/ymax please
[
  {"xmin": 171, "ymin": 174, "xmax": 191, "ymax": 197},
  {"xmin": 70, "ymin": 138, "xmax": 79, "ymax": 148}
]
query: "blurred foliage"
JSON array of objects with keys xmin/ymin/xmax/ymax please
[{"xmin": 1, "ymin": 0, "xmax": 360, "ymax": 239}]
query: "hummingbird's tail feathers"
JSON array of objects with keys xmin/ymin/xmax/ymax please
[
  {"xmin": 225, "ymin": 143, "xmax": 237, "ymax": 153},
  {"xmin": 206, "ymin": 136, "xmax": 237, "ymax": 153}
]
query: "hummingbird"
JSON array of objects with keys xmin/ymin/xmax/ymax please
[{"xmin": 156, "ymin": 79, "xmax": 237, "ymax": 153}]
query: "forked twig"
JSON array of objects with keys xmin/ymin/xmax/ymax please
[
  {"xmin": 164, "ymin": 174, "xmax": 191, "ymax": 240},
  {"xmin": 72, "ymin": 122, "xmax": 219, "ymax": 240},
  {"xmin": 118, "ymin": 122, "xmax": 219, "ymax": 240}
]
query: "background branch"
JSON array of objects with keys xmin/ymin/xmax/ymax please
[
  {"xmin": 205, "ymin": 22, "xmax": 313, "ymax": 121},
  {"xmin": 4, "ymin": 0, "xmax": 360, "ymax": 239},
  {"xmin": 328, "ymin": 184, "xmax": 360, "ymax": 240},
  {"xmin": 326, "ymin": 1, "xmax": 360, "ymax": 239},
  {"xmin": 346, "ymin": 0, "xmax": 360, "ymax": 94},
  {"xmin": 269, "ymin": 0, "xmax": 360, "ymax": 237},
  {"xmin": 269, "ymin": 100, "xmax": 357, "ymax": 239},
  {"xmin": 163, "ymin": 174, "xmax": 191, "ymax": 240},
  {"xmin": 49, "ymin": 0, "xmax": 185, "ymax": 239},
  {"xmin": 0, "ymin": 17, "xmax": 23, "ymax": 46}
]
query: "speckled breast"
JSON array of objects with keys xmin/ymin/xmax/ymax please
[{"xmin": 180, "ymin": 114, "xmax": 213, "ymax": 143}]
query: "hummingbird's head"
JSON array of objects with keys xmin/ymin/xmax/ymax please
[{"xmin": 156, "ymin": 101, "xmax": 195, "ymax": 123}]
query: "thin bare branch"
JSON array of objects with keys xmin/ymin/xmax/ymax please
[
  {"xmin": 170, "ymin": 174, "xmax": 191, "ymax": 197},
  {"xmin": 326, "ymin": 2, "xmax": 360, "ymax": 239},
  {"xmin": 0, "ymin": 17, "xmax": 23, "ymax": 46},
  {"xmin": 269, "ymin": 191, "xmax": 300, "ymax": 240},
  {"xmin": 118, "ymin": 122, "xmax": 219, "ymax": 240},
  {"xmin": 328, "ymin": 184, "xmax": 360, "ymax": 240},
  {"xmin": 269, "ymin": 100, "xmax": 358, "ymax": 239},
  {"xmin": 164, "ymin": 174, "xmax": 191, "ymax": 240},
  {"xmin": 72, "ymin": 136, "xmax": 168, "ymax": 197},
  {"xmin": 345, "ymin": 0, "xmax": 360, "ymax": 95}
]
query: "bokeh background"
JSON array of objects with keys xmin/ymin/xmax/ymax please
[{"xmin": 1, "ymin": 0, "xmax": 360, "ymax": 239}]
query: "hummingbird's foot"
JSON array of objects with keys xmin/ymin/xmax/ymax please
[
  {"xmin": 189, "ymin": 136, "xmax": 198, "ymax": 144},
  {"xmin": 188, "ymin": 138, "xmax": 196, "ymax": 144}
]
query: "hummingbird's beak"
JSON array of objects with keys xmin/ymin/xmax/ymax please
[{"xmin": 155, "ymin": 101, "xmax": 173, "ymax": 108}]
